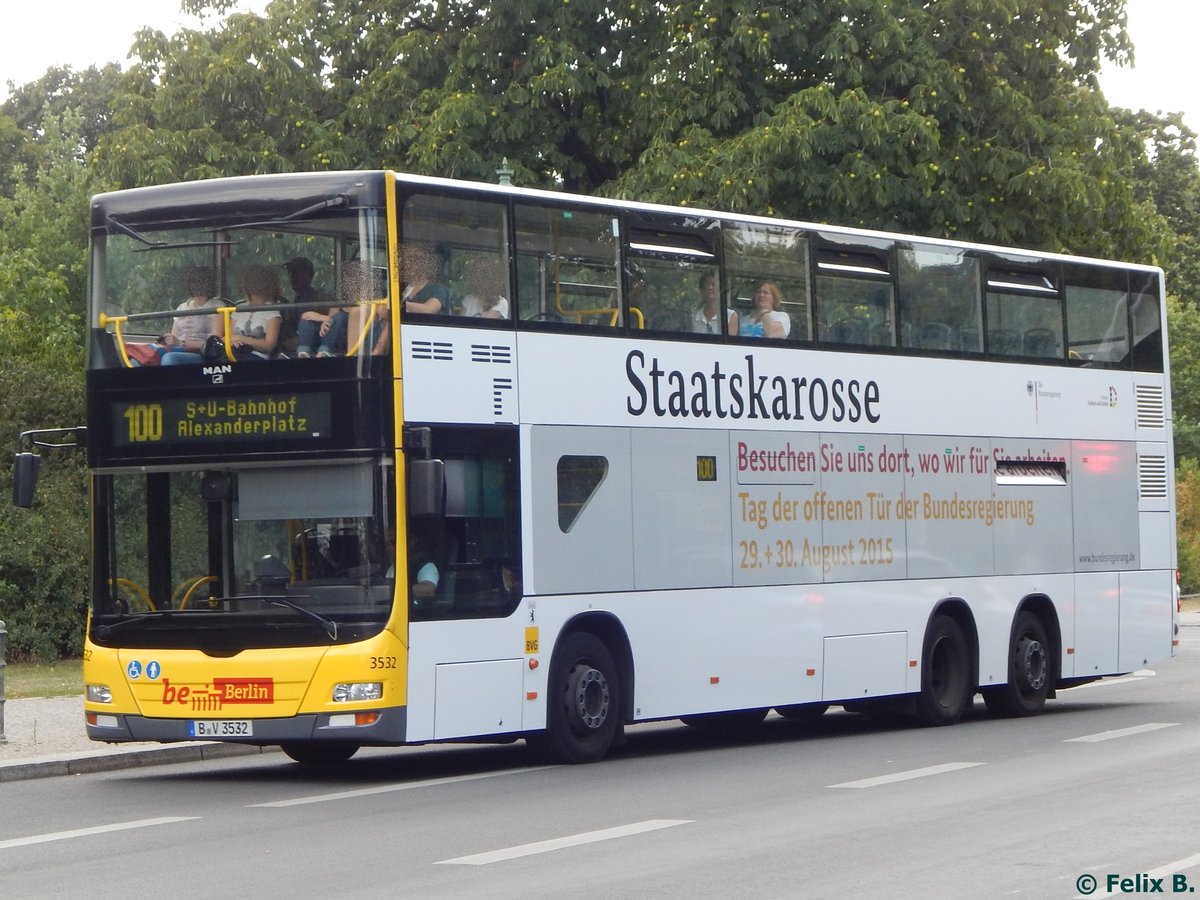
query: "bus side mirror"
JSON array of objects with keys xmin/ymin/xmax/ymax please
[
  {"xmin": 409, "ymin": 458, "xmax": 445, "ymax": 518},
  {"xmin": 13, "ymin": 452, "xmax": 41, "ymax": 508}
]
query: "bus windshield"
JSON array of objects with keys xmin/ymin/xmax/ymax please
[
  {"xmin": 90, "ymin": 461, "xmax": 395, "ymax": 653},
  {"xmin": 90, "ymin": 194, "xmax": 388, "ymax": 368}
]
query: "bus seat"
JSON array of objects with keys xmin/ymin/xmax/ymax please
[
  {"xmin": 988, "ymin": 329, "xmax": 1020, "ymax": 356},
  {"xmin": 90, "ymin": 328, "xmax": 124, "ymax": 368},
  {"xmin": 1023, "ymin": 327, "xmax": 1058, "ymax": 358},
  {"xmin": 958, "ymin": 325, "xmax": 981, "ymax": 352},
  {"xmin": 918, "ymin": 322, "xmax": 953, "ymax": 350},
  {"xmin": 829, "ymin": 319, "xmax": 869, "ymax": 345}
]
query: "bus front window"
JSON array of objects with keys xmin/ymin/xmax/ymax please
[{"xmin": 93, "ymin": 462, "xmax": 395, "ymax": 652}]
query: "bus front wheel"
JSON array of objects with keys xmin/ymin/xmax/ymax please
[
  {"xmin": 530, "ymin": 632, "xmax": 621, "ymax": 764},
  {"xmin": 983, "ymin": 611, "xmax": 1050, "ymax": 718},
  {"xmin": 916, "ymin": 614, "xmax": 972, "ymax": 726}
]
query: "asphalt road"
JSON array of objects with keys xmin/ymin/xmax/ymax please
[{"xmin": 2, "ymin": 622, "xmax": 1198, "ymax": 900}]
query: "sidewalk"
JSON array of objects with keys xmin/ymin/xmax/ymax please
[{"xmin": 0, "ymin": 696, "xmax": 271, "ymax": 782}]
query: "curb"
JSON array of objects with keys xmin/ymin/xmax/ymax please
[{"xmin": 0, "ymin": 742, "xmax": 276, "ymax": 783}]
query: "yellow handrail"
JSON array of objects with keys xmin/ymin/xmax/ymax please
[
  {"xmin": 346, "ymin": 298, "xmax": 390, "ymax": 356},
  {"xmin": 98, "ymin": 312, "xmax": 134, "ymax": 368}
]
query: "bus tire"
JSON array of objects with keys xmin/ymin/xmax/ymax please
[
  {"xmin": 916, "ymin": 614, "xmax": 972, "ymax": 726},
  {"xmin": 280, "ymin": 741, "xmax": 359, "ymax": 766},
  {"xmin": 531, "ymin": 632, "xmax": 620, "ymax": 764},
  {"xmin": 983, "ymin": 611, "xmax": 1050, "ymax": 718}
]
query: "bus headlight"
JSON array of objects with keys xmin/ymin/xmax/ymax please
[
  {"xmin": 333, "ymin": 682, "xmax": 383, "ymax": 702},
  {"xmin": 86, "ymin": 684, "xmax": 113, "ymax": 703}
]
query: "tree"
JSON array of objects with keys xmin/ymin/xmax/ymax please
[
  {"xmin": 95, "ymin": 0, "xmax": 1160, "ymax": 261},
  {"xmin": 0, "ymin": 113, "xmax": 94, "ymax": 660}
]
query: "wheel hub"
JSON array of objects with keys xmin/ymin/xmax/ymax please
[
  {"xmin": 572, "ymin": 666, "xmax": 610, "ymax": 729},
  {"xmin": 1019, "ymin": 638, "xmax": 1046, "ymax": 691}
]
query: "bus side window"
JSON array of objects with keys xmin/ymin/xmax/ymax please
[
  {"xmin": 515, "ymin": 203, "xmax": 622, "ymax": 329},
  {"xmin": 721, "ymin": 220, "xmax": 811, "ymax": 341},
  {"xmin": 898, "ymin": 245, "xmax": 982, "ymax": 354}
]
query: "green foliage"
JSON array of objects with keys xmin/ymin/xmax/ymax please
[
  {"xmin": 1175, "ymin": 458, "xmax": 1200, "ymax": 594},
  {"xmin": 91, "ymin": 0, "xmax": 1158, "ymax": 262}
]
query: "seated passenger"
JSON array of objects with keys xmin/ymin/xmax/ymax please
[
  {"xmin": 159, "ymin": 266, "xmax": 222, "ymax": 365},
  {"xmin": 739, "ymin": 281, "xmax": 790, "ymax": 339},
  {"xmin": 692, "ymin": 273, "xmax": 737, "ymax": 335},
  {"xmin": 231, "ymin": 265, "xmax": 282, "ymax": 360},
  {"xmin": 340, "ymin": 263, "xmax": 391, "ymax": 356},
  {"xmin": 459, "ymin": 257, "xmax": 509, "ymax": 319},
  {"xmin": 284, "ymin": 256, "xmax": 337, "ymax": 357},
  {"xmin": 402, "ymin": 244, "xmax": 450, "ymax": 314}
]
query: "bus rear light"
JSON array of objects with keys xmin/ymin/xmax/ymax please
[
  {"xmin": 332, "ymin": 682, "xmax": 383, "ymax": 702},
  {"xmin": 86, "ymin": 684, "xmax": 112, "ymax": 703}
]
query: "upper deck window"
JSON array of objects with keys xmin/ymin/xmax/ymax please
[
  {"xmin": 515, "ymin": 203, "xmax": 622, "ymax": 330},
  {"xmin": 89, "ymin": 195, "xmax": 387, "ymax": 370},
  {"xmin": 622, "ymin": 219, "xmax": 721, "ymax": 336},
  {"xmin": 399, "ymin": 193, "xmax": 510, "ymax": 322},
  {"xmin": 897, "ymin": 245, "xmax": 983, "ymax": 354},
  {"xmin": 984, "ymin": 264, "xmax": 1063, "ymax": 360},
  {"xmin": 814, "ymin": 239, "xmax": 895, "ymax": 348},
  {"xmin": 722, "ymin": 221, "xmax": 811, "ymax": 341}
]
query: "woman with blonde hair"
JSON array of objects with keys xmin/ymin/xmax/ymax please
[{"xmin": 738, "ymin": 281, "xmax": 790, "ymax": 339}]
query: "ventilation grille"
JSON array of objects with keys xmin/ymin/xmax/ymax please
[
  {"xmin": 411, "ymin": 340, "xmax": 453, "ymax": 361},
  {"xmin": 1135, "ymin": 383, "xmax": 1165, "ymax": 429},
  {"xmin": 471, "ymin": 343, "xmax": 513, "ymax": 365},
  {"xmin": 1138, "ymin": 454, "xmax": 1168, "ymax": 500}
]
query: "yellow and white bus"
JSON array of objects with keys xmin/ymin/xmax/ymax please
[{"xmin": 24, "ymin": 170, "xmax": 1178, "ymax": 764}]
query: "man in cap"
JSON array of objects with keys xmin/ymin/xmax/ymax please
[{"xmin": 282, "ymin": 256, "xmax": 335, "ymax": 356}]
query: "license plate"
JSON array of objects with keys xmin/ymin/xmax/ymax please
[{"xmin": 188, "ymin": 719, "xmax": 253, "ymax": 738}]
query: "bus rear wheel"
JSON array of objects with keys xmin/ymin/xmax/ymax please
[
  {"xmin": 916, "ymin": 615, "xmax": 972, "ymax": 726},
  {"xmin": 530, "ymin": 632, "xmax": 621, "ymax": 764},
  {"xmin": 983, "ymin": 611, "xmax": 1050, "ymax": 718},
  {"xmin": 280, "ymin": 741, "xmax": 359, "ymax": 766}
]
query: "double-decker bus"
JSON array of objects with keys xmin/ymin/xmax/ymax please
[{"xmin": 17, "ymin": 170, "xmax": 1177, "ymax": 764}]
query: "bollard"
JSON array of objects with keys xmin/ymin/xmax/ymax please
[{"xmin": 0, "ymin": 620, "xmax": 6, "ymax": 744}]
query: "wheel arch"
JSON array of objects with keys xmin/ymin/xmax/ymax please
[
  {"xmin": 556, "ymin": 612, "xmax": 635, "ymax": 722},
  {"xmin": 925, "ymin": 597, "xmax": 980, "ymax": 692},
  {"xmin": 1011, "ymin": 593, "xmax": 1063, "ymax": 696}
]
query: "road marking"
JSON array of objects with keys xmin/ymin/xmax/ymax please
[
  {"xmin": 0, "ymin": 817, "xmax": 200, "ymax": 851},
  {"xmin": 828, "ymin": 762, "xmax": 984, "ymax": 789},
  {"xmin": 435, "ymin": 819, "xmax": 693, "ymax": 866},
  {"xmin": 248, "ymin": 766, "xmax": 556, "ymax": 808},
  {"xmin": 1076, "ymin": 850, "xmax": 1200, "ymax": 898},
  {"xmin": 1065, "ymin": 722, "xmax": 1177, "ymax": 743},
  {"xmin": 1066, "ymin": 671, "xmax": 1155, "ymax": 691}
]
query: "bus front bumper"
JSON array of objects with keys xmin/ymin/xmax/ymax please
[{"xmin": 85, "ymin": 706, "xmax": 408, "ymax": 746}]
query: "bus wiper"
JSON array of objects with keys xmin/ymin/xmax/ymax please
[
  {"xmin": 94, "ymin": 611, "xmax": 173, "ymax": 640},
  {"xmin": 264, "ymin": 596, "xmax": 338, "ymax": 641},
  {"xmin": 105, "ymin": 215, "xmax": 236, "ymax": 251},
  {"xmin": 222, "ymin": 194, "xmax": 350, "ymax": 232}
]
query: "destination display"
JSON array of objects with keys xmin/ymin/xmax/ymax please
[{"xmin": 111, "ymin": 392, "xmax": 333, "ymax": 447}]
